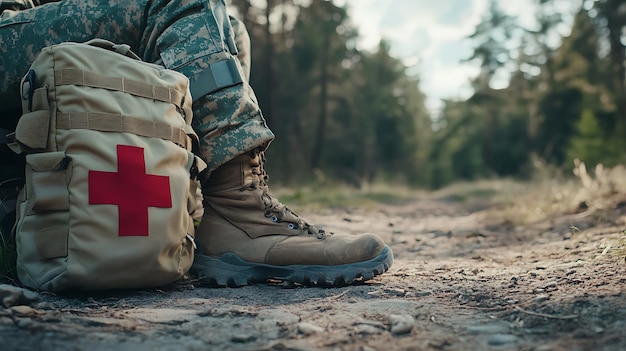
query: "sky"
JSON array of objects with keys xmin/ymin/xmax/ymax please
[{"xmin": 332, "ymin": 0, "xmax": 565, "ymax": 113}]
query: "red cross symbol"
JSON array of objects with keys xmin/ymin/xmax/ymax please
[{"xmin": 88, "ymin": 145, "xmax": 172, "ymax": 236}]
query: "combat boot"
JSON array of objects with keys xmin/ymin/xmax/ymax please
[{"xmin": 191, "ymin": 149, "xmax": 393, "ymax": 287}]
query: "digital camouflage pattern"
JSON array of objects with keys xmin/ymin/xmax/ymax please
[{"xmin": 0, "ymin": 0, "xmax": 274, "ymax": 173}]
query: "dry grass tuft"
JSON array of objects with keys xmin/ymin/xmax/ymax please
[
  {"xmin": 483, "ymin": 159, "xmax": 626, "ymax": 226},
  {"xmin": 0, "ymin": 240, "xmax": 17, "ymax": 283}
]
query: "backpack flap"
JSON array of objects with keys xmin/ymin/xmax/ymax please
[{"xmin": 8, "ymin": 77, "xmax": 50, "ymax": 154}]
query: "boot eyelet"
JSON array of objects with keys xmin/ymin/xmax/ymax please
[
  {"xmin": 271, "ymin": 215, "xmax": 279, "ymax": 223},
  {"xmin": 287, "ymin": 223, "xmax": 297, "ymax": 230}
]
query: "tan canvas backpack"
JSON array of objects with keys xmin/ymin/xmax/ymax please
[{"xmin": 7, "ymin": 39, "xmax": 205, "ymax": 292}]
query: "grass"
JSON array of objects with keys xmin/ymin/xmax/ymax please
[
  {"xmin": 0, "ymin": 236, "xmax": 16, "ymax": 283},
  {"xmin": 1, "ymin": 179, "xmax": 19, "ymax": 283},
  {"xmin": 481, "ymin": 159, "xmax": 626, "ymax": 226},
  {"xmin": 430, "ymin": 179, "xmax": 515, "ymax": 204},
  {"xmin": 613, "ymin": 230, "xmax": 626, "ymax": 262},
  {"xmin": 275, "ymin": 182, "xmax": 423, "ymax": 213},
  {"xmin": 277, "ymin": 158, "xmax": 626, "ymax": 226}
]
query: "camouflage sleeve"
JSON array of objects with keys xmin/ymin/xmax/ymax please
[{"xmin": 0, "ymin": 0, "xmax": 274, "ymax": 172}]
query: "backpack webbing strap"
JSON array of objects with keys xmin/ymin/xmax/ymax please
[
  {"xmin": 54, "ymin": 69, "xmax": 188, "ymax": 113},
  {"xmin": 56, "ymin": 112, "xmax": 192, "ymax": 150}
]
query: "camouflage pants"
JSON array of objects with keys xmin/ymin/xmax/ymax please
[{"xmin": 0, "ymin": 0, "xmax": 274, "ymax": 173}]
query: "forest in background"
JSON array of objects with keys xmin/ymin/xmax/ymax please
[{"xmin": 228, "ymin": 0, "xmax": 626, "ymax": 189}]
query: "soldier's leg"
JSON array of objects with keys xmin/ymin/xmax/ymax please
[{"xmin": 177, "ymin": 7, "xmax": 394, "ymax": 287}]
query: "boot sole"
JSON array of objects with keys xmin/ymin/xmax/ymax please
[{"xmin": 190, "ymin": 245, "xmax": 394, "ymax": 288}]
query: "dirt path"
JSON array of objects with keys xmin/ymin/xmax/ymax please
[{"xmin": 1, "ymin": 195, "xmax": 625, "ymax": 351}]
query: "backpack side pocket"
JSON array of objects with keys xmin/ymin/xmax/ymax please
[{"xmin": 15, "ymin": 151, "xmax": 71, "ymax": 290}]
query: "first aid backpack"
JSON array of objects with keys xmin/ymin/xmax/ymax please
[{"xmin": 7, "ymin": 39, "xmax": 205, "ymax": 292}]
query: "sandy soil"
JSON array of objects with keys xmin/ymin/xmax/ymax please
[{"xmin": 0, "ymin": 194, "xmax": 625, "ymax": 351}]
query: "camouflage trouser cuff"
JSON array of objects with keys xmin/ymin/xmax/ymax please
[
  {"xmin": 197, "ymin": 139, "xmax": 272, "ymax": 185},
  {"xmin": 197, "ymin": 119, "xmax": 274, "ymax": 176}
]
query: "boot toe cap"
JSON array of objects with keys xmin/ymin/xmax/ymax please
[{"xmin": 267, "ymin": 232, "xmax": 387, "ymax": 266}]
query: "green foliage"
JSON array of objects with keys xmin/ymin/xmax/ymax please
[
  {"xmin": 431, "ymin": 0, "xmax": 626, "ymax": 187},
  {"xmin": 566, "ymin": 109, "xmax": 623, "ymax": 167},
  {"xmin": 464, "ymin": 0, "xmax": 517, "ymax": 87},
  {"xmin": 535, "ymin": 88, "xmax": 583, "ymax": 164}
]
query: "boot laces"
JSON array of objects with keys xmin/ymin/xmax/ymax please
[{"xmin": 241, "ymin": 150, "xmax": 330, "ymax": 239}]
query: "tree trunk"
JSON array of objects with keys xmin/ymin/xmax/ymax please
[
  {"xmin": 264, "ymin": 0, "xmax": 274, "ymax": 126},
  {"xmin": 311, "ymin": 32, "xmax": 329, "ymax": 169}
]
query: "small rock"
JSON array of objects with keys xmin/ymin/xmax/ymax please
[
  {"xmin": 0, "ymin": 284, "xmax": 40, "ymax": 308},
  {"xmin": 355, "ymin": 324, "xmax": 382, "ymax": 335},
  {"xmin": 487, "ymin": 334, "xmax": 518, "ymax": 346},
  {"xmin": 357, "ymin": 320, "xmax": 386, "ymax": 329},
  {"xmin": 16, "ymin": 318, "xmax": 33, "ymax": 328},
  {"xmin": 532, "ymin": 294, "xmax": 549, "ymax": 304},
  {"xmin": 231, "ymin": 333, "xmax": 256, "ymax": 343},
  {"xmin": 0, "ymin": 316, "xmax": 13, "ymax": 325},
  {"xmin": 298, "ymin": 322, "xmax": 324, "ymax": 335},
  {"xmin": 34, "ymin": 302, "xmax": 52, "ymax": 310},
  {"xmin": 389, "ymin": 314, "xmax": 414, "ymax": 335},
  {"xmin": 544, "ymin": 281, "xmax": 558, "ymax": 288},
  {"xmin": 10, "ymin": 305, "xmax": 41, "ymax": 317},
  {"xmin": 384, "ymin": 288, "xmax": 406, "ymax": 296}
]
